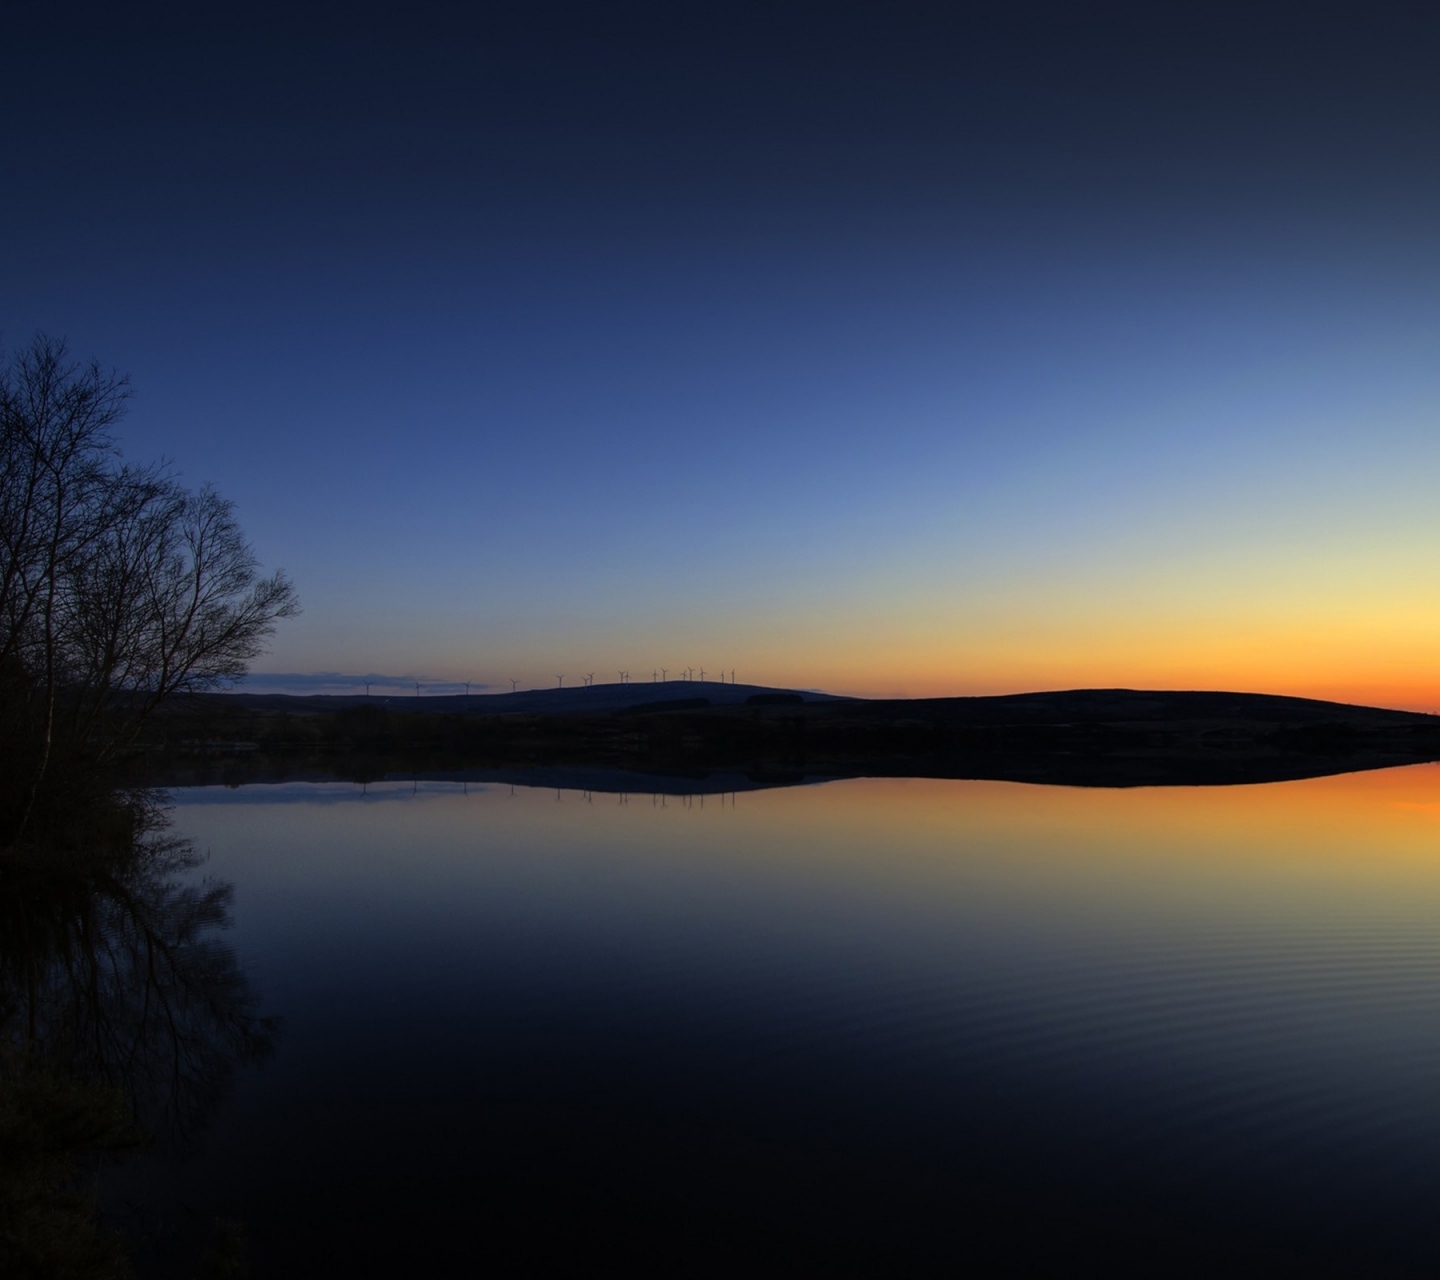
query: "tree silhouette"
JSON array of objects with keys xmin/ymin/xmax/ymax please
[{"xmin": 0, "ymin": 336, "xmax": 299, "ymax": 839}]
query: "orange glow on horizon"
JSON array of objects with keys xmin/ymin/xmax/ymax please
[
  {"xmin": 343, "ymin": 552, "xmax": 1440, "ymax": 712},
  {"xmin": 723, "ymin": 608, "xmax": 1440, "ymax": 711}
]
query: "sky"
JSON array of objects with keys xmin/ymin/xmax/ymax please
[{"xmin": 4, "ymin": 2, "xmax": 1439, "ymax": 706}]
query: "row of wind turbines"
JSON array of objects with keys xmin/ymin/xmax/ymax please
[
  {"xmin": 543, "ymin": 668, "xmax": 737, "ymax": 690},
  {"xmin": 368, "ymin": 670, "xmax": 741, "ymax": 697}
]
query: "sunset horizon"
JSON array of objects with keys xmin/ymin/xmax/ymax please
[{"xmin": 8, "ymin": 5, "xmax": 1438, "ymax": 720}]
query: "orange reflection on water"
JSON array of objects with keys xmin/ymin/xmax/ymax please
[{"xmin": 711, "ymin": 764, "xmax": 1440, "ymax": 928}]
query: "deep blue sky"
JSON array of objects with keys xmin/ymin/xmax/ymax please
[{"xmin": 6, "ymin": 3, "xmax": 1440, "ymax": 701}]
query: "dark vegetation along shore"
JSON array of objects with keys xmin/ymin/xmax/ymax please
[{"xmin": 140, "ymin": 683, "xmax": 1440, "ymax": 792}]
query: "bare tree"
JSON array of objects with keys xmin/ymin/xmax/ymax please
[
  {"xmin": 1, "ymin": 336, "xmax": 299, "ymax": 835},
  {"xmin": 0, "ymin": 340, "xmax": 130, "ymax": 763},
  {"xmin": 66, "ymin": 483, "xmax": 299, "ymax": 753}
]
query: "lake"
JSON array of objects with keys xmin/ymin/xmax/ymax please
[{"xmin": 104, "ymin": 766, "xmax": 1440, "ymax": 1274}]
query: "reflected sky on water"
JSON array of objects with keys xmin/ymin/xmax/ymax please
[{"xmin": 143, "ymin": 767, "xmax": 1440, "ymax": 1273}]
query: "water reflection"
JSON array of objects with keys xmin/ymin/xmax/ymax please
[
  {"xmin": 0, "ymin": 792, "xmax": 275, "ymax": 1275},
  {"xmin": 162, "ymin": 766, "xmax": 1440, "ymax": 1274}
]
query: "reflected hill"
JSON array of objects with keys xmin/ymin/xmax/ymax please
[{"xmin": 142, "ymin": 687, "xmax": 1440, "ymax": 790}]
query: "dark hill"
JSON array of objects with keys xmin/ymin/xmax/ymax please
[
  {"xmin": 145, "ymin": 686, "xmax": 1440, "ymax": 790},
  {"xmin": 217, "ymin": 680, "xmax": 848, "ymax": 717},
  {"xmin": 772, "ymin": 688, "xmax": 1440, "ymax": 786},
  {"xmin": 798, "ymin": 687, "xmax": 1432, "ymax": 729}
]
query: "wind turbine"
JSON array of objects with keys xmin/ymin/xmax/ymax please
[
  {"xmin": 364, "ymin": 680, "xmax": 371, "ymax": 697},
  {"xmin": 699, "ymin": 668, "xmax": 705, "ymax": 682},
  {"xmin": 556, "ymin": 675, "xmax": 564, "ymax": 688},
  {"xmin": 652, "ymin": 670, "xmax": 657, "ymax": 682},
  {"xmin": 586, "ymin": 672, "xmax": 595, "ymax": 687},
  {"xmin": 509, "ymin": 678, "xmax": 519, "ymax": 693},
  {"xmin": 415, "ymin": 682, "xmax": 420, "ymax": 698},
  {"xmin": 464, "ymin": 681, "xmax": 471, "ymax": 698},
  {"xmin": 661, "ymin": 668, "xmax": 668, "ymax": 681}
]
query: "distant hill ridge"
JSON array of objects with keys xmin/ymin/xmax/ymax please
[
  {"xmin": 803, "ymin": 688, "xmax": 1437, "ymax": 727},
  {"xmin": 211, "ymin": 683, "xmax": 1435, "ymax": 726},
  {"xmin": 216, "ymin": 680, "xmax": 850, "ymax": 717}
]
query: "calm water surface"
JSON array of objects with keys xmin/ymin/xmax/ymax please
[{"xmin": 121, "ymin": 768, "xmax": 1440, "ymax": 1273}]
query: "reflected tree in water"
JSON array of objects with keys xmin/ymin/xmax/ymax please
[{"xmin": 0, "ymin": 791, "xmax": 277, "ymax": 1276}]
